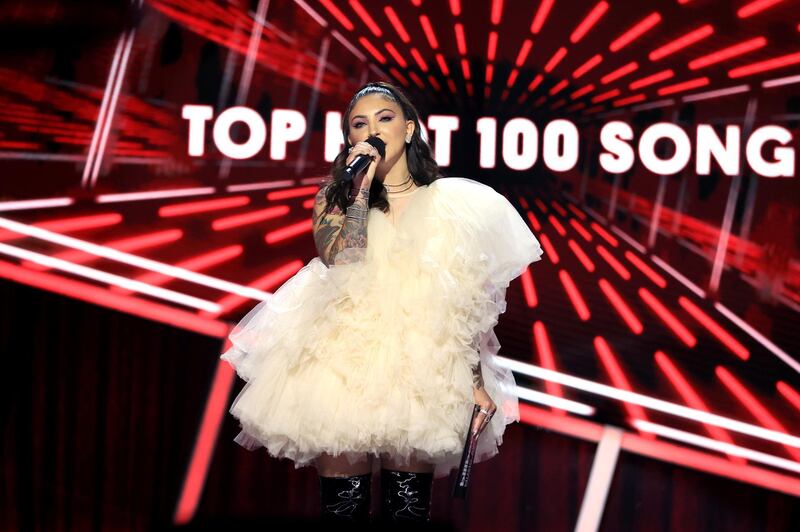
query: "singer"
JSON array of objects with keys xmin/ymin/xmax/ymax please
[{"xmin": 220, "ymin": 81, "xmax": 543, "ymax": 525}]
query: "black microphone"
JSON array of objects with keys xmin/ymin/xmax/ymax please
[{"xmin": 342, "ymin": 136, "xmax": 386, "ymax": 182}]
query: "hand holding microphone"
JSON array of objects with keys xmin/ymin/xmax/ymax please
[{"xmin": 344, "ymin": 136, "xmax": 385, "ymax": 190}]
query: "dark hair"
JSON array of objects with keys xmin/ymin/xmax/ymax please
[{"xmin": 322, "ymin": 81, "xmax": 442, "ymax": 215}]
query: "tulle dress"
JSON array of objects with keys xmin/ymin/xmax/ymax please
[{"xmin": 220, "ymin": 176, "xmax": 543, "ymax": 479}]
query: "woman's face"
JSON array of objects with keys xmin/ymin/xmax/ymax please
[{"xmin": 346, "ymin": 93, "xmax": 414, "ymax": 176}]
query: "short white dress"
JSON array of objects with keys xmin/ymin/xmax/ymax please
[{"xmin": 221, "ymin": 176, "xmax": 543, "ymax": 479}]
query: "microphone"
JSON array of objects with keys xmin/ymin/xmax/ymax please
[{"xmin": 342, "ymin": 136, "xmax": 386, "ymax": 182}]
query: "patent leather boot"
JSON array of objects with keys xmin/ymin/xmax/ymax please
[
  {"xmin": 318, "ymin": 472, "xmax": 372, "ymax": 524},
  {"xmin": 380, "ymin": 468, "xmax": 434, "ymax": 524}
]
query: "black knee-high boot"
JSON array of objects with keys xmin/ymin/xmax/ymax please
[
  {"xmin": 318, "ymin": 472, "xmax": 372, "ymax": 523},
  {"xmin": 380, "ymin": 468, "xmax": 434, "ymax": 523}
]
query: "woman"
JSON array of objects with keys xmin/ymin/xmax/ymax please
[{"xmin": 221, "ymin": 81, "xmax": 543, "ymax": 525}]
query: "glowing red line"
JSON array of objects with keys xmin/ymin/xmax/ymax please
[
  {"xmin": 654, "ymin": 351, "xmax": 745, "ymax": 462},
  {"xmin": 539, "ymin": 233, "xmax": 559, "ymax": 263},
  {"xmin": 319, "ymin": 0, "xmax": 354, "ymax": 30},
  {"xmin": 729, "ymin": 51, "xmax": 800, "ymax": 78},
  {"xmin": 629, "ymin": 69, "xmax": 674, "ymax": 90},
  {"xmin": 427, "ymin": 74, "xmax": 441, "ymax": 91},
  {"xmin": 447, "ymin": 78, "xmax": 457, "ymax": 93},
  {"xmin": 544, "ymin": 47, "xmax": 567, "ymax": 72},
  {"xmin": 410, "ymin": 71, "xmax": 425, "ymax": 89},
  {"xmin": 530, "ymin": 0, "xmax": 555, "ymax": 34},
  {"xmin": 594, "ymin": 337, "xmax": 650, "ymax": 431},
  {"xmin": 601, "ymin": 61, "xmax": 639, "ymax": 84},
  {"xmin": 455, "ymin": 23, "xmax": 467, "ymax": 55},
  {"xmin": 265, "ymin": 219, "xmax": 312, "ymax": 244},
  {"xmin": 549, "ymin": 79, "xmax": 569, "ymax": 95},
  {"xmin": 506, "ymin": 69, "xmax": 519, "ymax": 87},
  {"xmin": 737, "ymin": 0, "xmax": 785, "ymax": 18},
  {"xmin": 174, "ymin": 355, "xmax": 236, "ymax": 524},
  {"xmin": 267, "ymin": 186, "xmax": 317, "ymax": 200},
  {"xmin": 461, "ymin": 58, "xmax": 471, "ymax": 80},
  {"xmin": 559, "ymin": 269, "xmax": 591, "ymax": 321},
  {"xmin": 596, "ymin": 244, "xmax": 630, "ymax": 279},
  {"xmin": 624, "ymin": 251, "xmax": 666, "ymax": 288},
  {"xmin": 419, "ymin": 15, "xmax": 439, "ymax": 49},
  {"xmin": 550, "ymin": 201, "xmax": 567, "ymax": 217},
  {"xmin": 358, "ymin": 36, "xmax": 386, "ymax": 63},
  {"xmin": 598, "ymin": 279, "xmax": 643, "ymax": 334},
  {"xmin": 491, "ymin": 0, "xmax": 504, "ymax": 25},
  {"xmin": 385, "ymin": 42, "xmax": 408, "ymax": 67},
  {"xmin": 591, "ymin": 223, "xmax": 618, "ymax": 247},
  {"xmin": 384, "ymin": 7, "xmax": 410, "ymax": 43},
  {"xmin": 0, "ymin": 213, "xmax": 122, "ymax": 242},
  {"xmin": 521, "ymin": 267, "xmax": 539, "ymax": 307},
  {"xmin": 570, "ymin": 1, "xmax": 609, "ymax": 43},
  {"xmin": 649, "ymin": 25, "xmax": 714, "ymax": 61},
  {"xmin": 689, "ymin": 37, "xmax": 767, "ymax": 70},
  {"xmin": 573, "ymin": 54, "xmax": 603, "ymax": 79},
  {"xmin": 410, "ymin": 48, "xmax": 429, "ymax": 71},
  {"xmin": 610, "ymin": 12, "xmax": 661, "ymax": 52},
  {"xmin": 569, "ymin": 219, "xmax": 593, "ymax": 242},
  {"xmin": 533, "ymin": 321, "xmax": 566, "ymax": 413},
  {"xmin": 657, "ymin": 77, "xmax": 709, "ymax": 96},
  {"xmin": 534, "ymin": 198, "xmax": 548, "ymax": 212},
  {"xmin": 570, "ymin": 83, "xmax": 595, "ymax": 99},
  {"xmin": 591, "ymin": 88, "xmax": 620, "ymax": 103},
  {"xmin": 568, "ymin": 239, "xmax": 595, "ymax": 272},
  {"xmin": 435, "ymin": 53, "xmax": 450, "ymax": 75},
  {"xmin": 678, "ymin": 297, "xmax": 750, "ymax": 360},
  {"xmin": 390, "ymin": 68, "xmax": 409, "ymax": 86},
  {"xmin": 159, "ymin": 196, "xmax": 250, "ymax": 217},
  {"xmin": 639, "ymin": 288, "xmax": 697, "ymax": 347},
  {"xmin": 349, "ymin": 0, "xmax": 382, "ymax": 37},
  {"xmin": 212, "ymin": 205, "xmax": 289, "ymax": 231},
  {"xmin": 613, "ymin": 94, "xmax": 646, "ymax": 108},
  {"xmin": 715, "ymin": 366, "xmax": 800, "ymax": 461},
  {"xmin": 528, "ymin": 74, "xmax": 544, "ymax": 91},
  {"xmin": 487, "ymin": 31, "xmax": 498, "ymax": 61},
  {"xmin": 776, "ymin": 381, "xmax": 800, "ymax": 413},
  {"xmin": 567, "ymin": 203, "xmax": 587, "ymax": 220},
  {"xmin": 566, "ymin": 102, "xmax": 587, "ymax": 112},
  {"xmin": 548, "ymin": 214, "xmax": 566, "ymax": 236},
  {"xmin": 526, "ymin": 210, "xmax": 541, "ymax": 231},
  {"xmin": 516, "ymin": 39, "xmax": 534, "ymax": 67},
  {"xmin": 486, "ymin": 64, "xmax": 495, "ymax": 84},
  {"xmin": 449, "ymin": 0, "xmax": 462, "ymax": 16}
]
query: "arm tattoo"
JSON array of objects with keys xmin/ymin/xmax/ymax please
[
  {"xmin": 312, "ymin": 185, "xmax": 369, "ymax": 266},
  {"xmin": 472, "ymin": 360, "xmax": 484, "ymax": 389}
]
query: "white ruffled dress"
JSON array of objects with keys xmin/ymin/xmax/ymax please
[{"xmin": 221, "ymin": 177, "xmax": 543, "ymax": 479}]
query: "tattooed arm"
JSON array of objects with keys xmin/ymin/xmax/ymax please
[
  {"xmin": 471, "ymin": 335, "xmax": 484, "ymax": 389},
  {"xmin": 312, "ymin": 184, "xmax": 370, "ymax": 267}
]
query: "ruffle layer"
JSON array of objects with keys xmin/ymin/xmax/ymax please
[{"xmin": 221, "ymin": 177, "xmax": 543, "ymax": 479}]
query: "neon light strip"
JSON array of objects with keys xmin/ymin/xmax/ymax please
[
  {"xmin": 225, "ymin": 180, "xmax": 295, "ymax": 192},
  {"xmin": 0, "ymin": 216, "xmax": 271, "ymax": 301},
  {"xmin": 610, "ymin": 225, "xmax": 646, "ymax": 253},
  {"xmin": 513, "ymin": 384, "xmax": 596, "ymax": 416},
  {"xmin": 82, "ymin": 35, "xmax": 124, "ymax": 187},
  {"xmin": 762, "ymin": 73, "xmax": 800, "ymax": 88},
  {"xmin": 96, "ymin": 188, "xmax": 216, "ymax": 203},
  {"xmin": 682, "ymin": 84, "xmax": 749, "ymax": 102},
  {"xmin": 574, "ymin": 426, "xmax": 623, "ymax": 532},
  {"xmin": 714, "ymin": 302, "xmax": 800, "ymax": 375},
  {"xmin": 0, "ymin": 242, "xmax": 219, "ymax": 312},
  {"xmin": 90, "ymin": 28, "xmax": 137, "ymax": 187},
  {"xmin": 0, "ymin": 258, "xmax": 228, "ymax": 338},
  {"xmin": 631, "ymin": 98, "xmax": 674, "ymax": 111},
  {"xmin": 649, "ymin": 255, "xmax": 706, "ymax": 298},
  {"xmin": 495, "ymin": 356, "xmax": 800, "ymax": 448},
  {"xmin": 0, "ymin": 198, "xmax": 74, "ymax": 212},
  {"xmin": 634, "ymin": 420, "xmax": 800, "ymax": 475}
]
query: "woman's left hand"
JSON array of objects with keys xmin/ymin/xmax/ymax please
[{"xmin": 472, "ymin": 387, "xmax": 497, "ymax": 435}]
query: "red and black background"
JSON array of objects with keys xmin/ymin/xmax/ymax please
[{"xmin": 1, "ymin": 1, "xmax": 799, "ymax": 530}]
